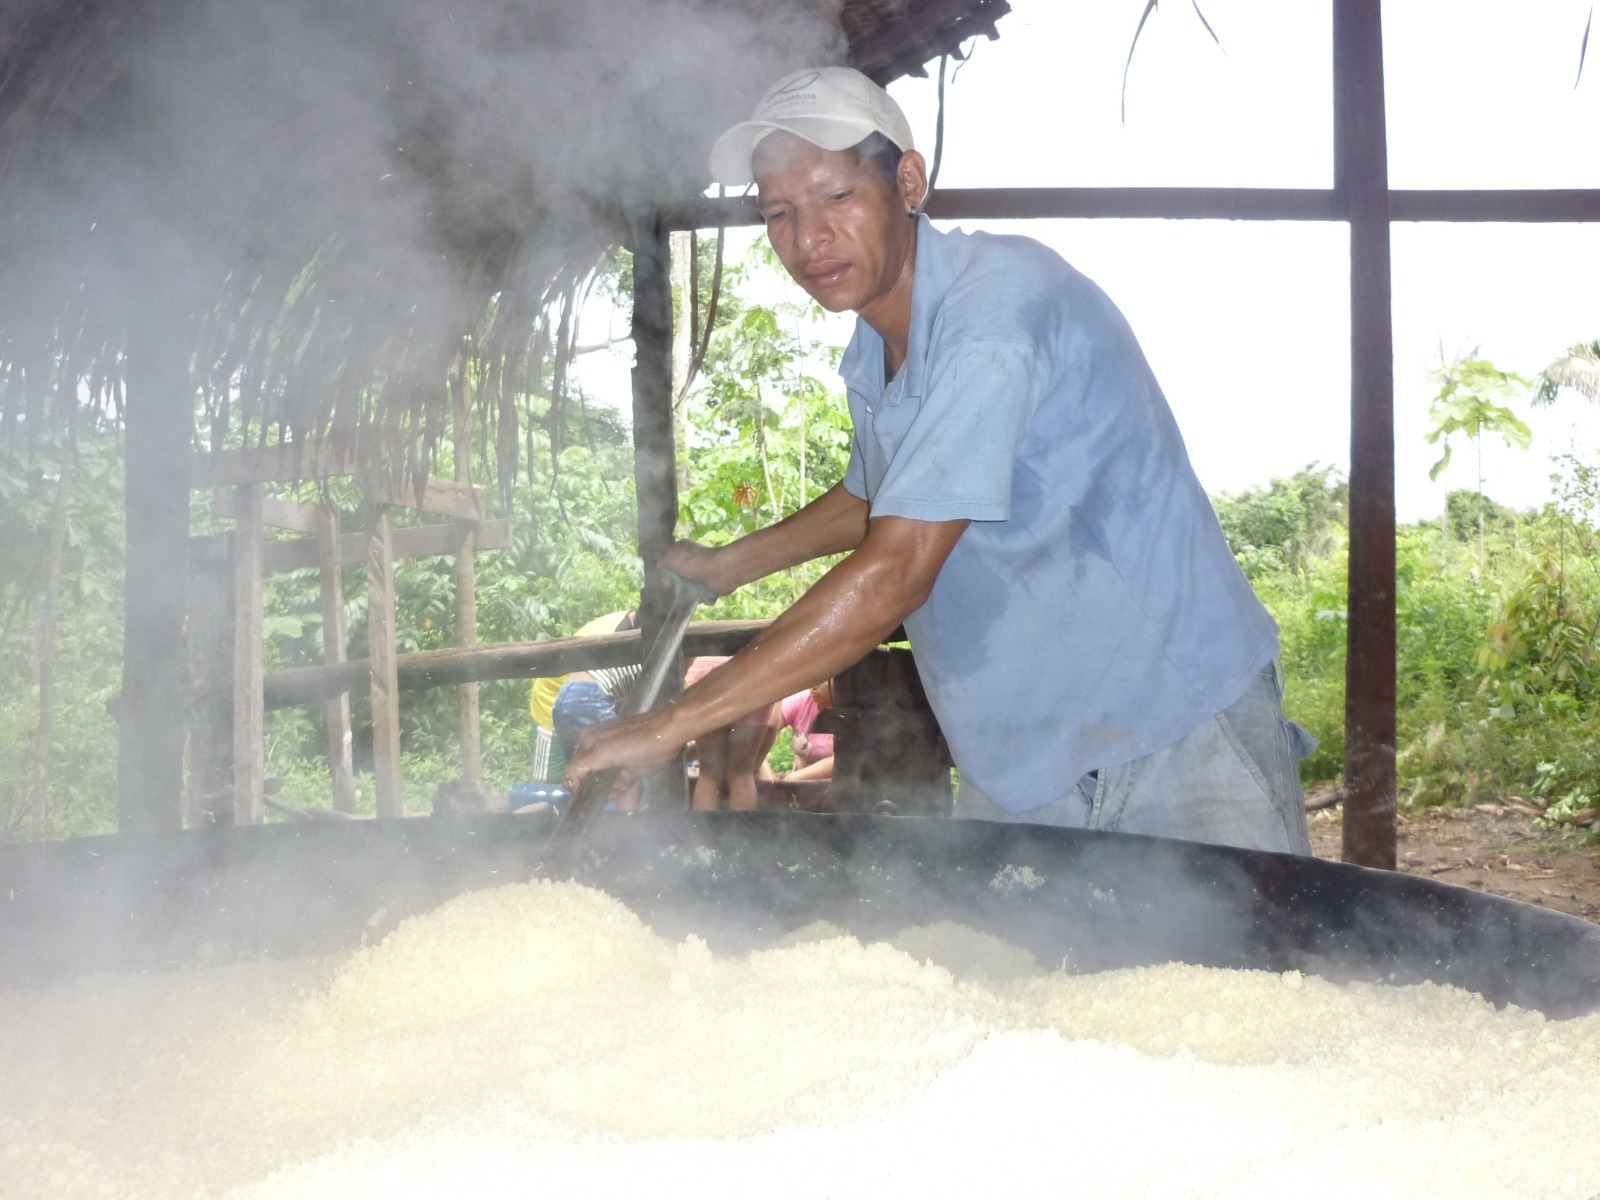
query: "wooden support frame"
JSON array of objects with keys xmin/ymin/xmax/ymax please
[
  {"xmin": 662, "ymin": 187, "xmax": 1600, "ymax": 231},
  {"xmin": 630, "ymin": 213, "xmax": 689, "ymax": 810},
  {"xmin": 366, "ymin": 502, "xmax": 404, "ymax": 818},
  {"xmin": 262, "ymin": 620, "xmax": 773, "ymax": 709},
  {"xmin": 368, "ymin": 475, "xmax": 486, "ymax": 522},
  {"xmin": 193, "ymin": 423, "xmax": 506, "ymax": 821},
  {"xmin": 185, "ymin": 534, "xmax": 235, "ymax": 826},
  {"xmin": 230, "ymin": 485, "xmax": 267, "ymax": 825},
  {"xmin": 259, "ymin": 518, "xmax": 510, "ymax": 573},
  {"xmin": 316, "ymin": 508, "xmax": 357, "ymax": 814},
  {"xmin": 1334, "ymin": 0, "xmax": 1398, "ymax": 869},
  {"xmin": 451, "ymin": 352, "xmax": 483, "ymax": 786},
  {"xmin": 192, "ymin": 440, "xmax": 360, "ymax": 488},
  {"xmin": 117, "ymin": 310, "xmax": 192, "ymax": 832}
]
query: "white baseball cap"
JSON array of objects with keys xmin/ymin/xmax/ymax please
[{"xmin": 708, "ymin": 66, "xmax": 915, "ymax": 187}]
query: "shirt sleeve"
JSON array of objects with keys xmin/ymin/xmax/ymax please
[
  {"xmin": 843, "ymin": 427, "xmax": 868, "ymax": 500},
  {"xmin": 869, "ymin": 338, "xmax": 1039, "ymax": 523}
]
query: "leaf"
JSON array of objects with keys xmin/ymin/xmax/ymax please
[
  {"xmin": 1120, "ymin": 0, "xmax": 1160, "ymax": 124},
  {"xmin": 1428, "ymin": 443, "xmax": 1453, "ymax": 481},
  {"xmin": 1578, "ymin": 3, "xmax": 1594, "ymax": 87}
]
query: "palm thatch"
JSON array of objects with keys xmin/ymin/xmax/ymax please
[
  {"xmin": 0, "ymin": 0, "xmax": 1007, "ymax": 489},
  {"xmin": 1535, "ymin": 340, "xmax": 1600, "ymax": 406}
]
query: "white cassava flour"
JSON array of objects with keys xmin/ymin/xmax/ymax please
[{"xmin": 1, "ymin": 879, "xmax": 1596, "ymax": 1200}]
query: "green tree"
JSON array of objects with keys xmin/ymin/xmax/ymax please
[
  {"xmin": 1213, "ymin": 463, "xmax": 1347, "ymax": 579},
  {"xmin": 1424, "ymin": 356, "xmax": 1532, "ymax": 569}
]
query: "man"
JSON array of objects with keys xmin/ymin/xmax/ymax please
[{"xmin": 567, "ymin": 67, "xmax": 1312, "ymax": 854}]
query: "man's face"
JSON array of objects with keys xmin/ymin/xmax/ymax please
[{"xmin": 753, "ymin": 133, "xmax": 915, "ymax": 320}]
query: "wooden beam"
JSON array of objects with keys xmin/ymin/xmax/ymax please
[
  {"xmin": 927, "ymin": 187, "xmax": 1345, "ymax": 222},
  {"xmin": 1390, "ymin": 189, "xmax": 1600, "ymax": 222},
  {"xmin": 214, "ymin": 488, "xmax": 320, "ymax": 534},
  {"xmin": 192, "ymin": 440, "xmax": 359, "ymax": 488},
  {"xmin": 367, "ymin": 503, "xmax": 403, "ymax": 818},
  {"xmin": 258, "ymin": 517, "xmax": 511, "ymax": 573},
  {"xmin": 1336, "ymin": 0, "xmax": 1398, "ymax": 871},
  {"xmin": 230, "ymin": 485, "xmax": 265, "ymax": 825},
  {"xmin": 263, "ymin": 620, "xmax": 773, "ymax": 710},
  {"xmin": 369, "ymin": 475, "xmax": 485, "ymax": 521},
  {"xmin": 660, "ymin": 186, "xmax": 1600, "ymax": 232}
]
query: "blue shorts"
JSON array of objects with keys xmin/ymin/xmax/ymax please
[{"xmin": 552, "ymin": 680, "xmax": 617, "ymax": 758}]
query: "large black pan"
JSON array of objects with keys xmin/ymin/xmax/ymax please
[{"xmin": 2, "ymin": 812, "xmax": 1597, "ymax": 1018}]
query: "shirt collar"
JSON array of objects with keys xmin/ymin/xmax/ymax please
[{"xmin": 838, "ymin": 215, "xmax": 950, "ymax": 398}]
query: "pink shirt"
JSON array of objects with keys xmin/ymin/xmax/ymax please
[{"xmin": 780, "ymin": 691, "xmax": 834, "ymax": 761}]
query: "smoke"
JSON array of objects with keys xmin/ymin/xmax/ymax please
[{"xmin": 0, "ymin": 0, "xmax": 842, "ymax": 430}]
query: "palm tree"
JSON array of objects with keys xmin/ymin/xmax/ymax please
[{"xmin": 1534, "ymin": 341, "xmax": 1600, "ymax": 407}]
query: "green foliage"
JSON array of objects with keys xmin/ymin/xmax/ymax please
[
  {"xmin": 1424, "ymin": 356, "xmax": 1532, "ymax": 483},
  {"xmin": 1214, "ymin": 463, "xmax": 1347, "ymax": 579},
  {"xmin": 1444, "ymin": 488, "xmax": 1516, "ymax": 543},
  {"xmin": 677, "ymin": 240, "xmax": 854, "ymax": 619},
  {"xmin": 0, "ymin": 423, "xmax": 126, "ymax": 839}
]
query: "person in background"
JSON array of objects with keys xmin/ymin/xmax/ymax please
[
  {"xmin": 529, "ymin": 673, "xmax": 567, "ymax": 784},
  {"xmin": 552, "ymin": 609, "xmax": 641, "ymax": 809},
  {"xmin": 684, "ymin": 656, "xmax": 779, "ymax": 811},
  {"xmin": 778, "ymin": 678, "xmax": 834, "ymax": 783}
]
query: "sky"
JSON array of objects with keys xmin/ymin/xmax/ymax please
[{"xmin": 578, "ymin": 0, "xmax": 1600, "ymax": 522}]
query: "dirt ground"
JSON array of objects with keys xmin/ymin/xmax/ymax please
[{"xmin": 1307, "ymin": 792, "xmax": 1600, "ymax": 924}]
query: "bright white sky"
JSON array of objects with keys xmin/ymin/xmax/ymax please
[{"xmin": 582, "ymin": 0, "xmax": 1600, "ymax": 522}]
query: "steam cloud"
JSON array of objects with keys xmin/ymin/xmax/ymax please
[{"xmin": 0, "ymin": 0, "xmax": 842, "ymax": 411}]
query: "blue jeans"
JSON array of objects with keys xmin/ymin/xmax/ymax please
[
  {"xmin": 955, "ymin": 662, "xmax": 1315, "ymax": 855},
  {"xmin": 552, "ymin": 680, "xmax": 617, "ymax": 759}
]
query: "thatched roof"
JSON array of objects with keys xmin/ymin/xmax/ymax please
[{"xmin": 0, "ymin": 0, "xmax": 1008, "ymax": 479}]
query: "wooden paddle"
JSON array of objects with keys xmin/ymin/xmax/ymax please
[{"xmin": 542, "ymin": 573, "xmax": 714, "ymax": 869}]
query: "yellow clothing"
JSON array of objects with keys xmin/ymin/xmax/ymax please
[
  {"xmin": 528, "ymin": 611, "xmax": 632, "ymax": 723},
  {"xmin": 529, "ymin": 674, "xmax": 564, "ymax": 727}
]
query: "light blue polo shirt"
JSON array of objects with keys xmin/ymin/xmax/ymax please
[{"xmin": 841, "ymin": 217, "xmax": 1279, "ymax": 814}]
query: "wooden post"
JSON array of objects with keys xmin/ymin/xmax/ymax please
[
  {"xmin": 826, "ymin": 648, "xmax": 953, "ymax": 816},
  {"xmin": 316, "ymin": 507, "xmax": 356, "ymax": 813},
  {"xmin": 1335, "ymin": 0, "xmax": 1398, "ymax": 869},
  {"xmin": 186, "ymin": 535, "xmax": 234, "ymax": 826},
  {"xmin": 631, "ymin": 214, "xmax": 688, "ymax": 809},
  {"xmin": 117, "ymin": 317, "xmax": 192, "ymax": 833},
  {"xmin": 452, "ymin": 353, "xmax": 482, "ymax": 785},
  {"xmin": 231, "ymin": 484, "xmax": 266, "ymax": 824},
  {"xmin": 367, "ymin": 502, "xmax": 404, "ymax": 817}
]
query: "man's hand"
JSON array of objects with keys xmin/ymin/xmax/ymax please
[
  {"xmin": 564, "ymin": 704, "xmax": 686, "ymax": 793},
  {"xmin": 659, "ymin": 540, "xmax": 745, "ymax": 597}
]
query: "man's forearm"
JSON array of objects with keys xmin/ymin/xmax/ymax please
[
  {"xmin": 719, "ymin": 482, "xmax": 870, "ymax": 587},
  {"xmin": 662, "ymin": 515, "xmax": 966, "ymax": 741},
  {"xmin": 563, "ymin": 514, "xmax": 968, "ymax": 790}
]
